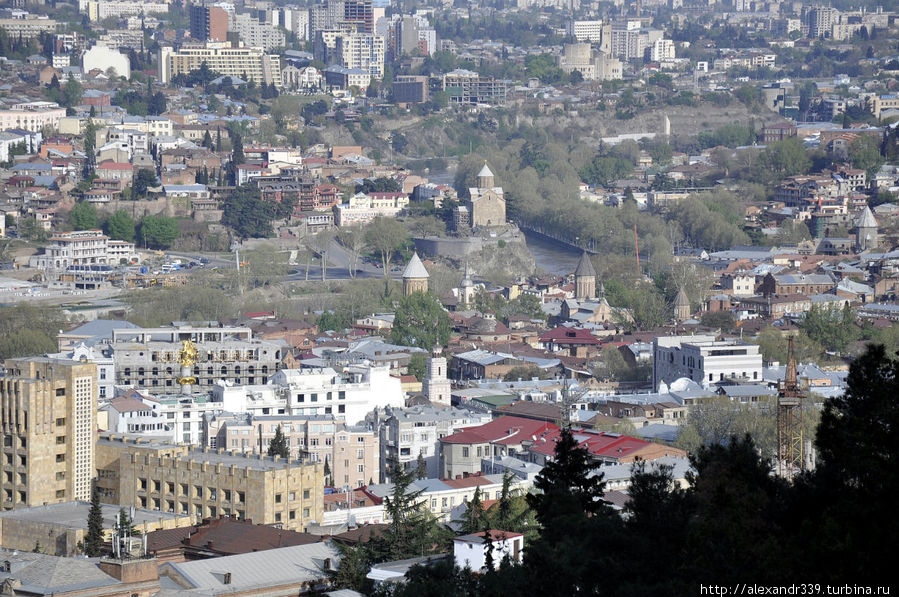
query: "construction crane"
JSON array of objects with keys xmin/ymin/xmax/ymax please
[{"xmin": 776, "ymin": 336, "xmax": 804, "ymax": 478}]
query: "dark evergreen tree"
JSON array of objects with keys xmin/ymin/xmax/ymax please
[
  {"xmin": 458, "ymin": 486, "xmax": 486, "ymax": 535},
  {"xmin": 84, "ymin": 484, "xmax": 105, "ymax": 556},
  {"xmin": 267, "ymin": 424, "xmax": 290, "ymax": 458},
  {"xmin": 416, "ymin": 452, "xmax": 427, "ymax": 479}
]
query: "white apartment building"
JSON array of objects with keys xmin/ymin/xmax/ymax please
[
  {"xmin": 81, "ymin": 0, "xmax": 168, "ymax": 22},
  {"xmin": 652, "ymin": 335, "xmax": 764, "ymax": 391},
  {"xmin": 119, "ymin": 363, "xmax": 403, "ymax": 445},
  {"xmin": 334, "ymin": 192, "xmax": 407, "ymax": 226},
  {"xmin": 230, "ymin": 12, "xmax": 286, "ymax": 52},
  {"xmin": 0, "ymin": 102, "xmax": 67, "ymax": 134},
  {"xmin": 567, "ymin": 19, "xmax": 610, "ymax": 51},
  {"xmin": 336, "ymin": 32, "xmax": 385, "ymax": 79},
  {"xmin": 378, "ymin": 405, "xmax": 491, "ymax": 480},
  {"xmin": 28, "ymin": 230, "xmax": 137, "ymax": 270},
  {"xmin": 274, "ymin": 7, "xmax": 310, "ymax": 41},
  {"xmin": 650, "ymin": 38, "xmax": 675, "ymax": 62},
  {"xmin": 158, "ymin": 43, "xmax": 283, "ymax": 88},
  {"xmin": 100, "ymin": 395, "xmax": 171, "ymax": 437}
]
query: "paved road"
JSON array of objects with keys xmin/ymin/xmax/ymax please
[{"xmin": 285, "ymin": 240, "xmax": 404, "ymax": 282}]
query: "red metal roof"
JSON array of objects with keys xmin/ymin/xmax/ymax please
[
  {"xmin": 440, "ymin": 416, "xmax": 558, "ymax": 446},
  {"xmin": 528, "ymin": 428, "xmax": 652, "ymax": 459},
  {"xmin": 538, "ymin": 327, "xmax": 599, "ymax": 345}
]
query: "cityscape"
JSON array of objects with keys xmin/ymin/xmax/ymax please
[{"xmin": 0, "ymin": 0, "xmax": 895, "ymax": 593}]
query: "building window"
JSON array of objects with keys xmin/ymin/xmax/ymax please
[{"xmin": 462, "ymin": 447, "xmax": 469, "ymax": 458}]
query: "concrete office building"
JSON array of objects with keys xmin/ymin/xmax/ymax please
[
  {"xmin": 652, "ymin": 335, "xmax": 764, "ymax": 391},
  {"xmin": 0, "ymin": 358, "xmax": 97, "ymax": 509},
  {"xmin": 96, "ymin": 434, "xmax": 325, "ymax": 532}
]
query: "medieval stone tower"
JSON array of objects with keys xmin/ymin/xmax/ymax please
[
  {"xmin": 574, "ymin": 252, "xmax": 596, "ymax": 300},
  {"xmin": 402, "ymin": 252, "xmax": 429, "ymax": 296},
  {"xmin": 855, "ymin": 205, "xmax": 878, "ymax": 253}
]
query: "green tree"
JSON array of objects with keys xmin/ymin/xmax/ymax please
[
  {"xmin": 416, "ymin": 452, "xmax": 427, "ymax": 480},
  {"xmin": 458, "ymin": 486, "xmax": 487, "ymax": 534},
  {"xmin": 407, "ymin": 352, "xmax": 427, "ymax": 381},
  {"xmin": 700, "ymin": 310, "xmax": 736, "ymax": 332},
  {"xmin": 84, "ymin": 484, "xmax": 105, "ymax": 556},
  {"xmin": 522, "ymin": 427, "xmax": 617, "ymax": 596},
  {"xmin": 133, "ymin": 168, "xmax": 158, "ymax": 198},
  {"xmin": 222, "ymin": 185, "xmax": 277, "ymax": 239},
  {"xmin": 798, "ymin": 344, "xmax": 899, "ymax": 580},
  {"xmin": 267, "ymin": 425, "xmax": 290, "ymax": 458},
  {"xmin": 364, "ymin": 217, "xmax": 408, "ymax": 289},
  {"xmin": 117, "ymin": 508, "xmax": 138, "ymax": 535},
  {"xmin": 800, "ymin": 303, "xmax": 858, "ymax": 353},
  {"xmin": 105, "ymin": 209, "xmax": 136, "ymax": 242},
  {"xmin": 848, "ymin": 135, "xmax": 885, "ymax": 175},
  {"xmin": 391, "ymin": 292, "xmax": 452, "ymax": 351},
  {"xmin": 316, "ymin": 310, "xmax": 352, "ymax": 333},
  {"xmin": 70, "ymin": 201, "xmax": 98, "ymax": 230},
  {"xmin": 63, "ymin": 75, "xmax": 83, "ymax": 107},
  {"xmin": 371, "ymin": 466, "xmax": 449, "ymax": 562},
  {"xmin": 755, "ymin": 137, "xmax": 811, "ymax": 182},
  {"xmin": 138, "ymin": 215, "xmax": 179, "ymax": 249}
]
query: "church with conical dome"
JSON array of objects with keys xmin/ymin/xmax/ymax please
[
  {"xmin": 402, "ymin": 252, "xmax": 429, "ymax": 296},
  {"xmin": 453, "ymin": 162, "xmax": 506, "ymax": 230}
]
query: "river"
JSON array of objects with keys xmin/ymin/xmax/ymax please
[{"xmin": 522, "ymin": 231, "xmax": 582, "ymax": 276}]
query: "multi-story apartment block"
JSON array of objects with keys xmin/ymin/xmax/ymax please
[
  {"xmin": 96, "ymin": 434, "xmax": 324, "ymax": 532},
  {"xmin": 28, "ymin": 230, "xmax": 138, "ymax": 270},
  {"xmin": 272, "ymin": 6, "xmax": 310, "ymax": 41},
  {"xmin": 652, "ymin": 335, "xmax": 764, "ymax": 391},
  {"xmin": 378, "ymin": 405, "xmax": 491, "ymax": 480},
  {"xmin": 108, "ymin": 324, "xmax": 286, "ymax": 394},
  {"xmin": 0, "ymin": 17, "xmax": 58, "ymax": 40},
  {"xmin": 335, "ymin": 32, "xmax": 385, "ymax": 78},
  {"xmin": 206, "ymin": 413, "xmax": 379, "ymax": 488},
  {"xmin": 0, "ymin": 102, "xmax": 67, "ymax": 134},
  {"xmin": 807, "ymin": 6, "xmax": 839, "ymax": 38},
  {"xmin": 567, "ymin": 19, "xmax": 611, "ymax": 52},
  {"xmin": 650, "ymin": 38, "xmax": 675, "ymax": 62},
  {"xmin": 442, "ymin": 70, "xmax": 507, "ymax": 106},
  {"xmin": 230, "ymin": 12, "xmax": 286, "ymax": 52},
  {"xmin": 0, "ymin": 357, "xmax": 97, "ymax": 510},
  {"xmin": 189, "ymin": 4, "xmax": 229, "ymax": 42},
  {"xmin": 158, "ymin": 43, "xmax": 283, "ymax": 88},
  {"xmin": 82, "ymin": 0, "xmax": 168, "ymax": 22}
]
